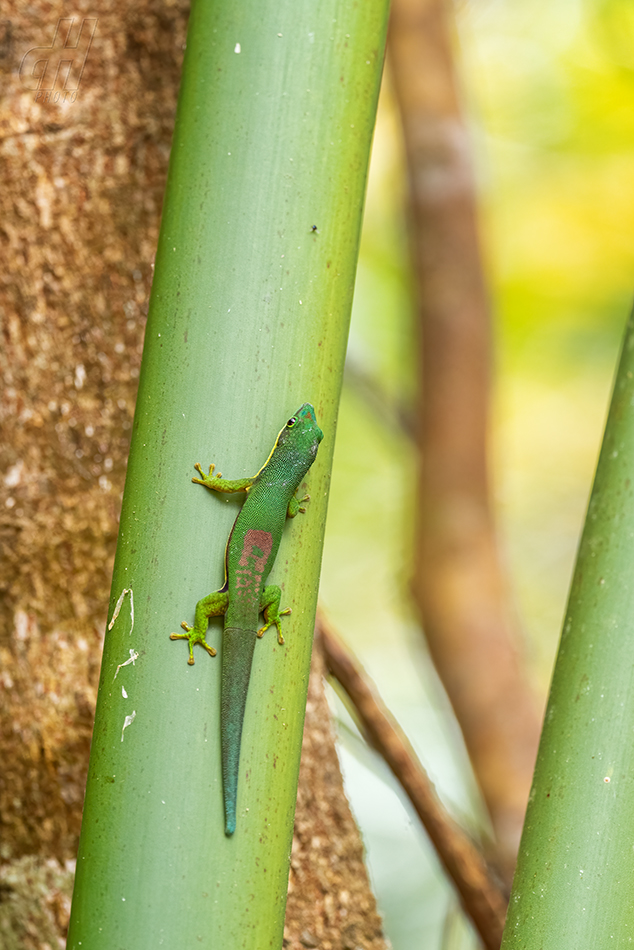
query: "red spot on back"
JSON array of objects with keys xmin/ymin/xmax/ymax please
[
  {"xmin": 235, "ymin": 530, "xmax": 273, "ymax": 605},
  {"xmin": 239, "ymin": 530, "xmax": 273, "ymax": 572}
]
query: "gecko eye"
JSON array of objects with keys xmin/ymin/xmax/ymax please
[{"xmin": 287, "ymin": 417, "xmax": 297, "ymax": 427}]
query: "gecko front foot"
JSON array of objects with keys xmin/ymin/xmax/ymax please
[
  {"xmin": 170, "ymin": 621, "xmax": 217, "ymax": 665},
  {"xmin": 192, "ymin": 462, "xmax": 222, "ymax": 486}
]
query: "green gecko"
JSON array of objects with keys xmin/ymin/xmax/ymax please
[{"xmin": 170, "ymin": 403, "xmax": 323, "ymax": 835}]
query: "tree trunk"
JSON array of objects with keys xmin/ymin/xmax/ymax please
[{"xmin": 389, "ymin": 0, "xmax": 542, "ymax": 882}]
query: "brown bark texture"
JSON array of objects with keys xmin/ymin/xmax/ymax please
[
  {"xmin": 0, "ymin": 3, "xmax": 384, "ymax": 946},
  {"xmin": 286, "ymin": 648, "xmax": 388, "ymax": 950},
  {"xmin": 389, "ymin": 0, "xmax": 542, "ymax": 881},
  {"xmin": 0, "ymin": 0, "xmax": 183, "ymax": 867}
]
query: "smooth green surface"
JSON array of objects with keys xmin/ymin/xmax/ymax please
[
  {"xmin": 501, "ymin": 308, "xmax": 634, "ymax": 947},
  {"xmin": 67, "ymin": 0, "xmax": 389, "ymax": 947}
]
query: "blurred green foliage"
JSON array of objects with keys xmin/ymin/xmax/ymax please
[{"xmin": 319, "ymin": 1, "xmax": 634, "ymax": 947}]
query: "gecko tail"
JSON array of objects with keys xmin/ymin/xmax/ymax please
[{"xmin": 221, "ymin": 626, "xmax": 256, "ymax": 838}]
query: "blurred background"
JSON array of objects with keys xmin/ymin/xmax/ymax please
[
  {"xmin": 320, "ymin": 0, "xmax": 633, "ymax": 945},
  {"xmin": 2, "ymin": 0, "xmax": 633, "ymax": 946}
]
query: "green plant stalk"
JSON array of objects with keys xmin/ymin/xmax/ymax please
[
  {"xmin": 67, "ymin": 0, "xmax": 389, "ymax": 946},
  {"xmin": 502, "ymin": 309, "xmax": 634, "ymax": 947}
]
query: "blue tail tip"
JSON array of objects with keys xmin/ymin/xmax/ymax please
[{"xmin": 225, "ymin": 817, "xmax": 236, "ymax": 836}]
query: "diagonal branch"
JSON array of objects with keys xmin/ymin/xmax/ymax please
[{"xmin": 317, "ymin": 611, "xmax": 507, "ymax": 950}]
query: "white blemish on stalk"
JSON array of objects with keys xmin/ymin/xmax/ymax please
[
  {"xmin": 121, "ymin": 710, "xmax": 136, "ymax": 741},
  {"xmin": 234, "ymin": 42, "xmax": 241, "ymax": 53},
  {"xmin": 108, "ymin": 588, "xmax": 134, "ymax": 636},
  {"xmin": 114, "ymin": 649, "xmax": 139, "ymax": 680},
  {"xmin": 122, "ymin": 686, "xmax": 128, "ymax": 698}
]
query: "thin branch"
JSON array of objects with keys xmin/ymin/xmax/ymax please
[{"xmin": 317, "ymin": 611, "xmax": 507, "ymax": 950}]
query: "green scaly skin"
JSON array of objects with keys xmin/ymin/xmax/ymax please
[{"xmin": 171, "ymin": 403, "xmax": 323, "ymax": 835}]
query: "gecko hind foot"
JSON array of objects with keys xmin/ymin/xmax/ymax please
[
  {"xmin": 170, "ymin": 626, "xmax": 217, "ymax": 664},
  {"xmin": 257, "ymin": 607, "xmax": 291, "ymax": 644}
]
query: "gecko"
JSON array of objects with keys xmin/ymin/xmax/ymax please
[{"xmin": 170, "ymin": 402, "xmax": 323, "ymax": 835}]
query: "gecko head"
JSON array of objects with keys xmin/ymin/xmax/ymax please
[{"xmin": 282, "ymin": 403, "xmax": 324, "ymax": 457}]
